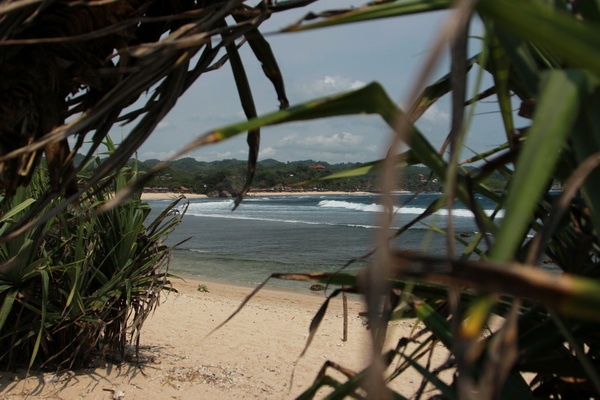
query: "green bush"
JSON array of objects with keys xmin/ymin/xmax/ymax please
[{"xmin": 0, "ymin": 154, "xmax": 185, "ymax": 369}]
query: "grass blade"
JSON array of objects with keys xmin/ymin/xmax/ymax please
[
  {"xmin": 491, "ymin": 69, "xmax": 589, "ymax": 261},
  {"xmin": 478, "ymin": 0, "xmax": 600, "ymax": 76}
]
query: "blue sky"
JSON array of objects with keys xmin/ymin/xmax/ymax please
[{"xmin": 129, "ymin": 1, "xmax": 508, "ymax": 163}]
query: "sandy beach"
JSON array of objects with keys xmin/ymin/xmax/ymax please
[
  {"xmin": 139, "ymin": 191, "xmax": 380, "ymax": 201},
  {"xmin": 1, "ymin": 276, "xmax": 448, "ymax": 399},
  {"xmin": 140, "ymin": 192, "xmax": 208, "ymax": 200}
]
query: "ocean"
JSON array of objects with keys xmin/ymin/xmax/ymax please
[{"xmin": 147, "ymin": 193, "xmax": 501, "ymax": 291}]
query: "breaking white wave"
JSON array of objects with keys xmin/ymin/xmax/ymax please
[
  {"xmin": 318, "ymin": 200, "xmax": 385, "ymax": 213},
  {"xmin": 318, "ymin": 200, "xmax": 503, "ymax": 218}
]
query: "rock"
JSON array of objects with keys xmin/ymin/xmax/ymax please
[{"xmin": 219, "ymin": 191, "xmax": 232, "ymax": 198}]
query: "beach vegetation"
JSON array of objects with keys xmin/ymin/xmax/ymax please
[
  {"xmin": 0, "ymin": 0, "xmax": 297, "ymax": 370},
  {"xmin": 1, "ymin": 1, "xmax": 600, "ymax": 399},
  {"xmin": 135, "ymin": 158, "xmax": 457, "ymax": 194},
  {"xmin": 0, "ymin": 147, "xmax": 185, "ymax": 369},
  {"xmin": 197, "ymin": 284, "xmax": 210, "ymax": 293}
]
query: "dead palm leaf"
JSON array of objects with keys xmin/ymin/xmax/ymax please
[{"xmin": 0, "ymin": 0, "xmax": 301, "ymax": 235}]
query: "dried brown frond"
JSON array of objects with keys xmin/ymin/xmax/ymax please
[{"xmin": 0, "ymin": 0, "xmax": 295, "ymax": 241}]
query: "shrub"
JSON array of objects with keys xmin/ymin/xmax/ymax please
[{"xmin": 0, "ymin": 155, "xmax": 185, "ymax": 369}]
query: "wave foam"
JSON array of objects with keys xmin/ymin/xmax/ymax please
[
  {"xmin": 318, "ymin": 200, "xmax": 384, "ymax": 212},
  {"xmin": 186, "ymin": 200, "xmax": 234, "ymax": 212},
  {"xmin": 318, "ymin": 200, "xmax": 503, "ymax": 218}
]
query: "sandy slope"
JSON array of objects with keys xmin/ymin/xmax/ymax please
[{"xmin": 0, "ymin": 277, "xmax": 448, "ymax": 399}]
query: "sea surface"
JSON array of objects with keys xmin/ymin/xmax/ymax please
[{"xmin": 146, "ymin": 193, "xmax": 502, "ymax": 291}]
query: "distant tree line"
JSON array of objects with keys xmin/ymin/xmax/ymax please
[{"xmin": 128, "ymin": 157, "xmax": 509, "ymax": 196}]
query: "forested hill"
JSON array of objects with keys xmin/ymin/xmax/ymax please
[{"xmin": 132, "ymin": 158, "xmax": 508, "ymax": 197}]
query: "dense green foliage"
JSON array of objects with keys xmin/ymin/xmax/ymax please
[
  {"xmin": 136, "ymin": 157, "xmax": 508, "ymax": 195},
  {"xmin": 0, "ymin": 154, "xmax": 184, "ymax": 369}
]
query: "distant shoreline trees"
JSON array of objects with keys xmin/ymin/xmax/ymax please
[{"xmin": 132, "ymin": 157, "xmax": 508, "ymax": 196}]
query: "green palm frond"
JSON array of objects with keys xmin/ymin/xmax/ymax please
[{"xmin": 0, "ymin": 145, "xmax": 185, "ymax": 369}]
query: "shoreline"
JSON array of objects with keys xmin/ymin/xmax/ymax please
[
  {"xmin": 140, "ymin": 190, "xmax": 411, "ymax": 201},
  {"xmin": 1, "ymin": 275, "xmax": 448, "ymax": 399}
]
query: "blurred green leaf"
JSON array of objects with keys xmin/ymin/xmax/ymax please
[
  {"xmin": 402, "ymin": 354, "xmax": 456, "ymax": 400},
  {"xmin": 491, "ymin": 69, "xmax": 589, "ymax": 262},
  {"xmin": 283, "ymin": 0, "xmax": 452, "ymax": 31},
  {"xmin": 570, "ymin": 88, "xmax": 600, "ymax": 232},
  {"xmin": 413, "ymin": 300, "xmax": 453, "ymax": 348},
  {"xmin": 0, "ymin": 198, "xmax": 36, "ymax": 223},
  {"xmin": 478, "ymin": 0, "xmax": 600, "ymax": 75}
]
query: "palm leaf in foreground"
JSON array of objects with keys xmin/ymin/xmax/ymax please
[{"xmin": 209, "ymin": 1, "xmax": 600, "ymax": 398}]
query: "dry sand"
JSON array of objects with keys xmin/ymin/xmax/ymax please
[
  {"xmin": 139, "ymin": 191, "xmax": 379, "ymax": 201},
  {"xmin": 140, "ymin": 192, "xmax": 207, "ymax": 200},
  {"xmin": 0, "ymin": 276, "xmax": 450, "ymax": 399}
]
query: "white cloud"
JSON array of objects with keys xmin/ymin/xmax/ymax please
[
  {"xmin": 421, "ymin": 104, "xmax": 450, "ymax": 125},
  {"xmin": 413, "ymin": 103, "xmax": 451, "ymax": 146},
  {"xmin": 301, "ymin": 75, "xmax": 366, "ymax": 97},
  {"xmin": 216, "ymin": 151, "xmax": 234, "ymax": 159},
  {"xmin": 192, "ymin": 150, "xmax": 234, "ymax": 161},
  {"xmin": 274, "ymin": 131, "xmax": 365, "ymax": 154},
  {"xmin": 278, "ymin": 133, "xmax": 300, "ymax": 146},
  {"xmin": 366, "ymin": 144, "xmax": 378, "ymax": 153},
  {"xmin": 262, "ymin": 131, "xmax": 377, "ymax": 162},
  {"xmin": 260, "ymin": 147, "xmax": 277, "ymax": 158},
  {"xmin": 140, "ymin": 150, "xmax": 177, "ymax": 160},
  {"xmin": 296, "ymin": 132, "xmax": 364, "ymax": 150}
]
